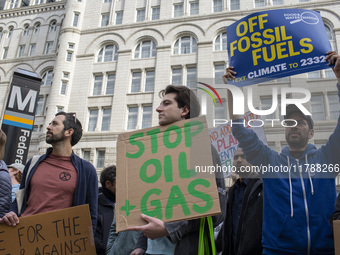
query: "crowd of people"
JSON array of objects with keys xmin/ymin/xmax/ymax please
[{"xmin": 0, "ymin": 51, "xmax": 340, "ymax": 255}]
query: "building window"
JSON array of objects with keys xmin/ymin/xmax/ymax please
[
  {"xmin": 60, "ymin": 81, "xmax": 67, "ymax": 95},
  {"xmin": 115, "ymin": 11, "xmax": 123, "ymax": 25},
  {"xmin": 101, "ymin": 108, "xmax": 111, "ymax": 131},
  {"xmin": 63, "ymin": 72, "xmax": 69, "ymax": 79},
  {"xmin": 82, "ymin": 150, "xmax": 91, "ymax": 162},
  {"xmin": 96, "ymin": 149, "xmax": 105, "ymax": 168},
  {"xmin": 97, "ymin": 44, "xmax": 118, "ymax": 62},
  {"xmin": 325, "ymin": 68, "xmax": 336, "ymax": 79},
  {"xmin": 272, "ymin": 0, "xmax": 283, "ymax": 5},
  {"xmin": 134, "ymin": 40, "xmax": 157, "ymax": 59},
  {"xmin": 36, "ymin": 97, "xmax": 44, "ymax": 115},
  {"xmin": 23, "ymin": 24, "xmax": 29, "ymax": 36},
  {"xmin": 73, "ymin": 13, "xmax": 80, "ymax": 27},
  {"xmin": 68, "ymin": 43, "xmax": 74, "ymax": 49},
  {"xmin": 92, "ymin": 73, "xmax": 115, "ymax": 95},
  {"xmin": 9, "ymin": 0, "xmax": 19, "ymax": 9},
  {"xmin": 213, "ymin": 0, "xmax": 223, "ymax": 12},
  {"xmin": 136, "ymin": 8, "xmax": 145, "ymax": 22},
  {"xmin": 190, "ymin": 1, "xmax": 199, "ymax": 15},
  {"xmin": 56, "ymin": 106, "xmax": 64, "ymax": 113},
  {"xmin": 173, "ymin": 36, "xmax": 197, "ymax": 55},
  {"xmin": 104, "ymin": 0, "xmax": 111, "ymax": 2},
  {"xmin": 127, "ymin": 106, "xmax": 138, "ymax": 130},
  {"xmin": 145, "ymin": 70, "xmax": 155, "ymax": 92},
  {"xmin": 42, "ymin": 70, "xmax": 53, "ymax": 86},
  {"xmin": 311, "ymin": 95, "xmax": 325, "ymax": 121},
  {"xmin": 214, "ymin": 99, "xmax": 227, "ymax": 127},
  {"xmin": 28, "ymin": 44, "xmax": 36, "ymax": 56},
  {"xmin": 324, "ymin": 23, "xmax": 336, "ymax": 50},
  {"xmin": 66, "ymin": 51, "xmax": 73, "ymax": 62},
  {"xmin": 2, "ymin": 48, "xmax": 8, "ymax": 60},
  {"xmin": 101, "ymin": 13, "xmax": 110, "ymax": 26},
  {"xmin": 93, "ymin": 74, "xmax": 103, "ymax": 95},
  {"xmin": 215, "ymin": 32, "xmax": 227, "ymax": 51},
  {"xmin": 88, "ymin": 109, "xmax": 99, "ymax": 131},
  {"xmin": 255, "ymin": 0, "xmax": 266, "ymax": 7},
  {"xmin": 17, "ymin": 45, "xmax": 25, "ymax": 57},
  {"xmin": 8, "ymin": 27, "xmax": 13, "ymax": 38},
  {"xmin": 214, "ymin": 63, "xmax": 225, "ymax": 85},
  {"xmin": 174, "ymin": 3, "xmax": 183, "ymax": 17},
  {"xmin": 45, "ymin": 42, "xmax": 53, "ymax": 54},
  {"xmin": 0, "ymin": 28, "xmax": 3, "ymax": 43},
  {"xmin": 34, "ymin": 0, "xmax": 43, "ymax": 4},
  {"xmin": 131, "ymin": 71, "xmax": 141, "ymax": 93},
  {"xmin": 187, "ymin": 66, "xmax": 197, "ymax": 89},
  {"xmin": 152, "ymin": 6, "xmax": 160, "ymax": 20},
  {"xmin": 33, "ymin": 23, "xmax": 40, "ymax": 34},
  {"xmin": 172, "ymin": 68, "xmax": 183, "ymax": 85},
  {"xmin": 142, "ymin": 106, "xmax": 152, "ymax": 128},
  {"xmin": 308, "ymin": 71, "xmax": 321, "ymax": 80},
  {"xmin": 230, "ymin": 0, "xmax": 240, "ymax": 10},
  {"xmin": 106, "ymin": 74, "xmax": 115, "ymax": 94},
  {"xmin": 328, "ymin": 94, "xmax": 340, "ymax": 120},
  {"xmin": 299, "ymin": 0, "xmax": 310, "ymax": 2},
  {"xmin": 49, "ymin": 21, "xmax": 57, "ymax": 32},
  {"xmin": 260, "ymin": 97, "xmax": 275, "ymax": 119}
]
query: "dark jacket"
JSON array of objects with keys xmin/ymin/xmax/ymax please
[
  {"xmin": 10, "ymin": 148, "xmax": 98, "ymax": 233},
  {"xmin": 95, "ymin": 188, "xmax": 115, "ymax": 255},
  {"xmin": 163, "ymin": 145, "xmax": 226, "ymax": 255},
  {"xmin": 221, "ymin": 178, "xmax": 263, "ymax": 255},
  {"xmin": 0, "ymin": 160, "xmax": 11, "ymax": 218},
  {"xmin": 330, "ymin": 193, "xmax": 340, "ymax": 230}
]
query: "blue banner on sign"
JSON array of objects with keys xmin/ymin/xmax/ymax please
[{"xmin": 227, "ymin": 9, "xmax": 332, "ymax": 87}]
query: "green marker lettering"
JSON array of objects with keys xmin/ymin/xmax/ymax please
[
  {"xmin": 163, "ymin": 125, "xmax": 182, "ymax": 149},
  {"xmin": 146, "ymin": 128, "xmax": 160, "ymax": 154},
  {"xmin": 140, "ymin": 159, "xmax": 162, "ymax": 183},
  {"xmin": 178, "ymin": 152, "xmax": 196, "ymax": 178},
  {"xmin": 164, "ymin": 155, "xmax": 173, "ymax": 182},
  {"xmin": 140, "ymin": 189, "xmax": 163, "ymax": 219},
  {"xmin": 165, "ymin": 185, "xmax": 190, "ymax": 219},
  {"xmin": 126, "ymin": 132, "xmax": 145, "ymax": 159},
  {"xmin": 184, "ymin": 121, "xmax": 203, "ymax": 147},
  {"xmin": 188, "ymin": 179, "xmax": 213, "ymax": 214}
]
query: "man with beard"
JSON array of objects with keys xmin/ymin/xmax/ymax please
[
  {"xmin": 220, "ymin": 148, "xmax": 263, "ymax": 255},
  {"xmin": 223, "ymin": 51, "xmax": 340, "ymax": 255},
  {"xmin": 0, "ymin": 112, "xmax": 98, "ymax": 233}
]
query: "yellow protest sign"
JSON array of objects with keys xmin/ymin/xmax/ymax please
[
  {"xmin": 116, "ymin": 116, "xmax": 221, "ymax": 232},
  {"xmin": 0, "ymin": 205, "xmax": 95, "ymax": 255}
]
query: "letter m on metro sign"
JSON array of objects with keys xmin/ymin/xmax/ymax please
[{"xmin": 1, "ymin": 69, "xmax": 41, "ymax": 164}]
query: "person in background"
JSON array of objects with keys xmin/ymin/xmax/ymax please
[
  {"xmin": 7, "ymin": 163, "xmax": 24, "ymax": 202},
  {"xmin": 221, "ymin": 148, "xmax": 263, "ymax": 255},
  {"xmin": 0, "ymin": 129, "xmax": 12, "ymax": 217},
  {"xmin": 95, "ymin": 165, "xmax": 116, "ymax": 255}
]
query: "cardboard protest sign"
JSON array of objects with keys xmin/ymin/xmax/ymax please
[
  {"xmin": 227, "ymin": 9, "xmax": 332, "ymax": 86},
  {"xmin": 334, "ymin": 220, "xmax": 340, "ymax": 255},
  {"xmin": 0, "ymin": 205, "xmax": 95, "ymax": 255},
  {"xmin": 116, "ymin": 116, "xmax": 221, "ymax": 232},
  {"xmin": 209, "ymin": 112, "xmax": 267, "ymax": 176}
]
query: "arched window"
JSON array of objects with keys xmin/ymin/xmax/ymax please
[
  {"xmin": 23, "ymin": 24, "xmax": 29, "ymax": 36},
  {"xmin": 134, "ymin": 40, "xmax": 156, "ymax": 58},
  {"xmin": 49, "ymin": 20, "xmax": 57, "ymax": 32},
  {"xmin": 34, "ymin": 23, "xmax": 40, "ymax": 35},
  {"xmin": 324, "ymin": 23, "xmax": 336, "ymax": 51},
  {"xmin": 97, "ymin": 44, "xmax": 118, "ymax": 62},
  {"xmin": 214, "ymin": 32, "xmax": 227, "ymax": 51},
  {"xmin": 0, "ymin": 27, "xmax": 3, "ymax": 43},
  {"xmin": 42, "ymin": 70, "xmax": 53, "ymax": 86},
  {"xmin": 173, "ymin": 36, "xmax": 197, "ymax": 55},
  {"xmin": 8, "ymin": 27, "xmax": 14, "ymax": 38}
]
